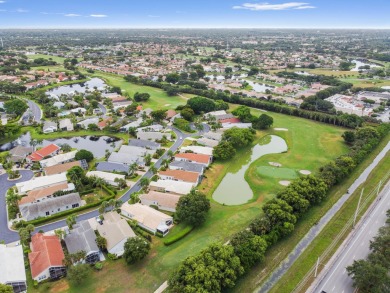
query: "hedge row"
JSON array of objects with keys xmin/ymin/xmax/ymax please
[{"xmin": 164, "ymin": 225, "xmax": 194, "ymax": 246}]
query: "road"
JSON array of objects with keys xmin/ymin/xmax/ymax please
[
  {"xmin": 0, "ymin": 170, "xmax": 34, "ymax": 243},
  {"xmin": 0, "ymin": 126, "xmax": 200, "ymax": 243},
  {"xmin": 98, "ymin": 103, "xmax": 107, "ymax": 115},
  {"xmin": 314, "ymin": 180, "xmax": 390, "ymax": 293},
  {"xmin": 257, "ymin": 140, "xmax": 390, "ymax": 293},
  {"xmin": 21, "ymin": 99, "xmax": 42, "ymax": 123}
]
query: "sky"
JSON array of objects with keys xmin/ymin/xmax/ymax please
[{"xmin": 0, "ymin": 0, "xmax": 389, "ymax": 29}]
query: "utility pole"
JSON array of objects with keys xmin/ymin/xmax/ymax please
[
  {"xmin": 353, "ymin": 188, "xmax": 364, "ymax": 228},
  {"xmin": 314, "ymin": 257, "xmax": 320, "ymax": 278}
]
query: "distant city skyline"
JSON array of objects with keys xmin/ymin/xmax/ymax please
[{"xmin": 0, "ymin": 0, "xmax": 389, "ymax": 29}]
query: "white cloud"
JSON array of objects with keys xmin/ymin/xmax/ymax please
[
  {"xmin": 148, "ymin": 15, "xmax": 160, "ymax": 18},
  {"xmin": 65, "ymin": 13, "xmax": 81, "ymax": 17},
  {"xmin": 90, "ymin": 14, "xmax": 107, "ymax": 18},
  {"xmin": 233, "ymin": 2, "xmax": 316, "ymax": 11},
  {"xmin": 0, "ymin": 1, "xmax": 6, "ymax": 3},
  {"xmin": 16, "ymin": 8, "xmax": 28, "ymax": 13}
]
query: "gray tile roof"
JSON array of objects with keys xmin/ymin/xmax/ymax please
[
  {"xmin": 64, "ymin": 221, "xmax": 99, "ymax": 255},
  {"xmin": 128, "ymin": 139, "xmax": 160, "ymax": 150},
  {"xmin": 169, "ymin": 160, "xmax": 205, "ymax": 174},
  {"xmin": 96, "ymin": 162, "xmax": 129, "ymax": 173}
]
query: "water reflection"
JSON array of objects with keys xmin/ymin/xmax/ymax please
[{"xmin": 212, "ymin": 135, "xmax": 287, "ymax": 205}]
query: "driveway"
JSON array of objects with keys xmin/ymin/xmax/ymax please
[{"xmin": 0, "ymin": 170, "xmax": 34, "ymax": 243}]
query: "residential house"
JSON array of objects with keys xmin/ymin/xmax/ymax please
[
  {"xmin": 9, "ymin": 145, "xmax": 33, "ymax": 163},
  {"xmin": 197, "ymin": 137, "xmax": 219, "ymax": 148},
  {"xmin": 118, "ymin": 145, "xmax": 154, "ymax": 157},
  {"xmin": 0, "ymin": 244, "xmax": 27, "ymax": 293},
  {"xmin": 221, "ymin": 122, "xmax": 252, "ymax": 129},
  {"xmin": 107, "ymin": 152, "xmax": 144, "ymax": 166},
  {"xmin": 168, "ymin": 160, "xmax": 205, "ymax": 174},
  {"xmin": 136, "ymin": 131, "xmax": 169, "ymax": 141},
  {"xmin": 180, "ymin": 146, "xmax": 214, "ymax": 156},
  {"xmin": 59, "ymin": 118, "xmax": 74, "ymax": 131},
  {"xmin": 96, "ymin": 211, "xmax": 136, "ymax": 257},
  {"xmin": 174, "ymin": 153, "xmax": 212, "ymax": 166},
  {"xmin": 44, "ymin": 160, "xmax": 83, "ymax": 176},
  {"xmin": 165, "ymin": 109, "xmax": 177, "ymax": 120},
  {"xmin": 42, "ymin": 121, "xmax": 58, "ymax": 134},
  {"xmin": 120, "ymin": 118, "xmax": 143, "ymax": 131},
  {"xmin": 139, "ymin": 191, "xmax": 181, "ymax": 212},
  {"xmin": 96, "ymin": 162, "xmax": 129, "ymax": 174},
  {"xmin": 128, "ymin": 139, "xmax": 161, "ymax": 150},
  {"xmin": 136, "ymin": 124, "xmax": 164, "ymax": 132},
  {"xmin": 204, "ymin": 110, "xmax": 235, "ymax": 121},
  {"xmin": 16, "ymin": 173, "xmax": 68, "ymax": 194},
  {"xmin": 159, "ymin": 169, "xmax": 201, "ymax": 186},
  {"xmin": 27, "ymin": 144, "xmax": 60, "ymax": 162},
  {"xmin": 28, "ymin": 233, "xmax": 66, "ymax": 282},
  {"xmin": 19, "ymin": 182, "xmax": 75, "ymax": 207},
  {"xmin": 20, "ymin": 192, "xmax": 82, "ymax": 221},
  {"xmin": 40, "ymin": 150, "xmax": 77, "ymax": 168},
  {"xmin": 86, "ymin": 171, "xmax": 125, "ymax": 187},
  {"xmin": 202, "ymin": 131, "xmax": 223, "ymax": 142},
  {"xmin": 121, "ymin": 203, "xmax": 173, "ymax": 236},
  {"xmin": 149, "ymin": 179, "xmax": 193, "ymax": 195},
  {"xmin": 64, "ymin": 221, "xmax": 100, "ymax": 264},
  {"xmin": 76, "ymin": 117, "xmax": 99, "ymax": 129}
]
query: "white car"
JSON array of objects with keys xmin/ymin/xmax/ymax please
[{"xmin": 179, "ymin": 136, "xmax": 183, "ymax": 139}]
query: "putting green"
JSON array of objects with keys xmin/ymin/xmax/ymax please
[{"xmin": 257, "ymin": 166, "xmax": 298, "ymax": 179}]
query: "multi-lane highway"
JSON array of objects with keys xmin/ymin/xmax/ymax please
[{"xmin": 314, "ymin": 180, "xmax": 390, "ymax": 293}]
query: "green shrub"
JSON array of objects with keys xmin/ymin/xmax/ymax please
[
  {"xmin": 163, "ymin": 225, "xmax": 194, "ymax": 246},
  {"xmin": 94, "ymin": 262, "xmax": 103, "ymax": 270},
  {"xmin": 79, "ymin": 189, "xmax": 95, "ymax": 196},
  {"xmin": 107, "ymin": 253, "xmax": 118, "ymax": 260}
]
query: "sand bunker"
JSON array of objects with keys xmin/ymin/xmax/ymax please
[
  {"xmin": 279, "ymin": 180, "xmax": 291, "ymax": 186},
  {"xmin": 269, "ymin": 162, "xmax": 282, "ymax": 167},
  {"xmin": 274, "ymin": 128, "xmax": 288, "ymax": 131},
  {"xmin": 299, "ymin": 170, "xmax": 312, "ymax": 175},
  {"xmin": 164, "ymin": 104, "xmax": 171, "ymax": 106}
]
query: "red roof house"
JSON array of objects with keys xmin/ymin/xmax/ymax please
[
  {"xmin": 27, "ymin": 144, "xmax": 60, "ymax": 162},
  {"xmin": 174, "ymin": 153, "xmax": 212, "ymax": 166},
  {"xmin": 219, "ymin": 117, "xmax": 241, "ymax": 124},
  {"xmin": 28, "ymin": 233, "xmax": 66, "ymax": 282}
]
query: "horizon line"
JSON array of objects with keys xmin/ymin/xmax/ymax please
[{"xmin": 1, "ymin": 27, "xmax": 390, "ymax": 30}]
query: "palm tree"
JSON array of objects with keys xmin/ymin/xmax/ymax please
[
  {"xmin": 29, "ymin": 139, "xmax": 38, "ymax": 151},
  {"xmin": 162, "ymin": 158, "xmax": 170, "ymax": 169},
  {"xmin": 140, "ymin": 177, "xmax": 150, "ymax": 190},
  {"xmin": 167, "ymin": 150, "xmax": 174, "ymax": 159},
  {"xmin": 99, "ymin": 201, "xmax": 109, "ymax": 215},
  {"xmin": 66, "ymin": 214, "xmax": 77, "ymax": 230},
  {"xmin": 93, "ymin": 176, "xmax": 106, "ymax": 195},
  {"xmin": 128, "ymin": 162, "xmax": 138, "ymax": 175},
  {"xmin": 150, "ymin": 165, "xmax": 157, "ymax": 175}
]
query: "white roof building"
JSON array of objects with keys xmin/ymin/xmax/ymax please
[
  {"xmin": 0, "ymin": 244, "xmax": 27, "ymax": 292},
  {"xmin": 149, "ymin": 179, "xmax": 193, "ymax": 195},
  {"xmin": 96, "ymin": 211, "xmax": 136, "ymax": 257},
  {"xmin": 120, "ymin": 203, "xmax": 173, "ymax": 235},
  {"xmin": 180, "ymin": 146, "xmax": 214, "ymax": 156},
  {"xmin": 16, "ymin": 173, "xmax": 68, "ymax": 194},
  {"xmin": 40, "ymin": 150, "xmax": 77, "ymax": 168},
  {"xmin": 86, "ymin": 171, "xmax": 125, "ymax": 187}
]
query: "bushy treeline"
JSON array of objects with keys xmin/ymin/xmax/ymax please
[
  {"xmin": 124, "ymin": 75, "xmax": 366, "ymax": 128},
  {"xmin": 167, "ymin": 124, "xmax": 390, "ymax": 293}
]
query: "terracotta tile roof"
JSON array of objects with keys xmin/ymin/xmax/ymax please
[
  {"xmin": 20, "ymin": 182, "xmax": 69, "ymax": 205},
  {"xmin": 44, "ymin": 161, "xmax": 81, "ymax": 176},
  {"xmin": 175, "ymin": 153, "xmax": 211, "ymax": 164},
  {"xmin": 166, "ymin": 109, "xmax": 177, "ymax": 119},
  {"xmin": 159, "ymin": 169, "xmax": 199, "ymax": 183},
  {"xmin": 28, "ymin": 144, "xmax": 60, "ymax": 162},
  {"xmin": 219, "ymin": 117, "xmax": 241, "ymax": 124},
  {"xmin": 29, "ymin": 233, "xmax": 65, "ymax": 279},
  {"xmin": 97, "ymin": 118, "xmax": 113, "ymax": 129}
]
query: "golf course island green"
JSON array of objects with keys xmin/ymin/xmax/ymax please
[{"xmin": 212, "ymin": 135, "xmax": 288, "ymax": 205}]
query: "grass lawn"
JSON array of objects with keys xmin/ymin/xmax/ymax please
[
  {"xmin": 27, "ymin": 54, "xmax": 83, "ymax": 64},
  {"xmin": 27, "ymin": 108, "xmax": 348, "ymax": 293},
  {"xmin": 339, "ymin": 77, "xmax": 390, "ymax": 88},
  {"xmin": 85, "ymin": 71, "xmax": 188, "ymax": 110},
  {"xmin": 231, "ymin": 133, "xmax": 390, "ymax": 293},
  {"xmin": 257, "ymin": 166, "xmax": 298, "ymax": 180}
]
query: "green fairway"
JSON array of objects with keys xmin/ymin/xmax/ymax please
[
  {"xmin": 87, "ymin": 71, "xmax": 188, "ymax": 110},
  {"xmin": 257, "ymin": 166, "xmax": 298, "ymax": 179},
  {"xmin": 27, "ymin": 54, "xmax": 82, "ymax": 63}
]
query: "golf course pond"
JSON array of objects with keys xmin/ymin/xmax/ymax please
[{"xmin": 212, "ymin": 135, "xmax": 288, "ymax": 205}]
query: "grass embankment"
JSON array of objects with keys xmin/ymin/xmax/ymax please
[
  {"xmin": 84, "ymin": 71, "xmax": 189, "ymax": 110},
  {"xmin": 27, "ymin": 110, "xmax": 347, "ymax": 293},
  {"xmin": 268, "ymin": 135, "xmax": 390, "ymax": 293},
  {"xmin": 231, "ymin": 133, "xmax": 390, "ymax": 293}
]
